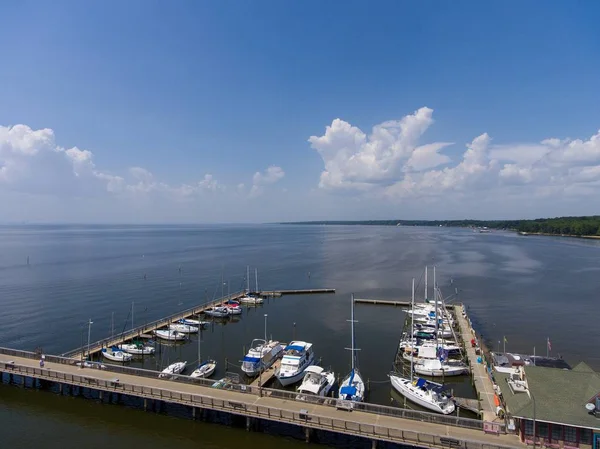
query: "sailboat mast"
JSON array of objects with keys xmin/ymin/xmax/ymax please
[
  {"xmin": 264, "ymin": 313, "xmax": 268, "ymax": 342},
  {"xmin": 246, "ymin": 265, "xmax": 250, "ymax": 293},
  {"xmin": 131, "ymin": 301, "xmax": 134, "ymax": 333},
  {"xmin": 434, "ymin": 266, "xmax": 438, "ymax": 334},
  {"xmin": 351, "ymin": 293, "xmax": 355, "ymax": 372},
  {"xmin": 255, "ymin": 268, "xmax": 259, "ymax": 293},
  {"xmin": 410, "ymin": 278, "xmax": 415, "ymax": 382},
  {"xmin": 111, "ymin": 312, "xmax": 114, "ymax": 339},
  {"xmin": 425, "ymin": 266, "xmax": 428, "ymax": 302},
  {"xmin": 198, "ymin": 327, "xmax": 202, "ymax": 362}
]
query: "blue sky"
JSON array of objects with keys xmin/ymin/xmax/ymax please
[{"xmin": 1, "ymin": 1, "xmax": 599, "ymax": 222}]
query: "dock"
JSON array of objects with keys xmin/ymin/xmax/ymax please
[
  {"xmin": 63, "ymin": 288, "xmax": 335, "ymax": 360},
  {"xmin": 454, "ymin": 397, "xmax": 482, "ymax": 415},
  {"xmin": 0, "ymin": 347, "xmax": 520, "ymax": 449},
  {"xmin": 249, "ymin": 359, "xmax": 281, "ymax": 388},
  {"xmin": 354, "ymin": 298, "xmax": 411, "ymax": 306},
  {"xmin": 454, "ymin": 305, "xmax": 499, "ymax": 423}
]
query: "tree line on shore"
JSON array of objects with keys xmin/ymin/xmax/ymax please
[{"xmin": 283, "ymin": 216, "xmax": 600, "ymax": 236}]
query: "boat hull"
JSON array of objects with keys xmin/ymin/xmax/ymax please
[
  {"xmin": 338, "ymin": 369, "xmax": 365, "ymax": 402},
  {"xmin": 414, "ymin": 365, "xmax": 468, "ymax": 377},
  {"xmin": 390, "ymin": 375, "xmax": 455, "ymax": 414},
  {"xmin": 118, "ymin": 344, "xmax": 155, "ymax": 355},
  {"xmin": 101, "ymin": 350, "xmax": 132, "ymax": 362},
  {"xmin": 190, "ymin": 361, "xmax": 217, "ymax": 378}
]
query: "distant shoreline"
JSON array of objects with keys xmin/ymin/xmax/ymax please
[{"xmin": 518, "ymin": 231, "xmax": 600, "ymax": 240}]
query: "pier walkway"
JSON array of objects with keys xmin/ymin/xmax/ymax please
[
  {"xmin": 0, "ymin": 350, "xmax": 521, "ymax": 449},
  {"xmin": 454, "ymin": 305, "xmax": 499, "ymax": 423}
]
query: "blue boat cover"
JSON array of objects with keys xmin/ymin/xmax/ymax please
[
  {"xmin": 285, "ymin": 345, "xmax": 305, "ymax": 352},
  {"xmin": 340, "ymin": 385, "xmax": 357, "ymax": 397},
  {"xmin": 415, "ymin": 378, "xmax": 427, "ymax": 388},
  {"xmin": 243, "ymin": 356, "xmax": 260, "ymax": 363}
]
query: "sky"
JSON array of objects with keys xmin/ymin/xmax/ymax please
[{"xmin": 1, "ymin": 1, "xmax": 600, "ymax": 223}]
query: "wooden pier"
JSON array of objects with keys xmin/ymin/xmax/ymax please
[
  {"xmin": 63, "ymin": 288, "xmax": 335, "ymax": 360},
  {"xmin": 249, "ymin": 359, "xmax": 281, "ymax": 388},
  {"xmin": 0, "ymin": 348, "xmax": 521, "ymax": 449},
  {"xmin": 454, "ymin": 305, "xmax": 500, "ymax": 423},
  {"xmin": 354, "ymin": 298, "xmax": 411, "ymax": 306}
]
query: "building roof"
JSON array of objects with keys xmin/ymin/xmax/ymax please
[{"xmin": 497, "ymin": 362, "xmax": 600, "ymax": 430}]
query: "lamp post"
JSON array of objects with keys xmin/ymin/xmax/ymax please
[{"xmin": 86, "ymin": 318, "xmax": 93, "ymax": 361}]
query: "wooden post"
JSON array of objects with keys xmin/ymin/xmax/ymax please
[
  {"xmin": 99, "ymin": 390, "xmax": 103, "ymax": 401},
  {"xmin": 304, "ymin": 427, "xmax": 311, "ymax": 443},
  {"xmin": 371, "ymin": 440, "xmax": 378, "ymax": 449},
  {"xmin": 59, "ymin": 383, "xmax": 63, "ymax": 394},
  {"xmin": 144, "ymin": 398, "xmax": 148, "ymax": 411},
  {"xmin": 246, "ymin": 416, "xmax": 251, "ymax": 431},
  {"xmin": 192, "ymin": 407, "xmax": 196, "ymax": 420}
]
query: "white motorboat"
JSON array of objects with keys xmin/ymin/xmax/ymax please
[
  {"xmin": 221, "ymin": 301, "xmax": 242, "ymax": 315},
  {"xmin": 101, "ymin": 346, "xmax": 133, "ymax": 362},
  {"xmin": 204, "ymin": 306, "xmax": 229, "ymax": 318},
  {"xmin": 275, "ymin": 341, "xmax": 315, "ymax": 386},
  {"xmin": 239, "ymin": 294, "xmax": 263, "ymax": 304},
  {"xmin": 177, "ymin": 318, "xmax": 209, "ymax": 327},
  {"xmin": 168, "ymin": 323, "xmax": 199, "ymax": 334},
  {"xmin": 338, "ymin": 293, "xmax": 365, "ymax": 403},
  {"xmin": 118, "ymin": 341, "xmax": 155, "ymax": 355},
  {"xmin": 159, "ymin": 361, "xmax": 187, "ymax": 378},
  {"xmin": 414, "ymin": 358, "xmax": 469, "ymax": 377},
  {"xmin": 296, "ymin": 365, "xmax": 335, "ymax": 400},
  {"xmin": 153, "ymin": 329, "xmax": 186, "ymax": 341},
  {"xmin": 389, "ymin": 374, "xmax": 455, "ymax": 414},
  {"xmin": 190, "ymin": 359, "xmax": 217, "ymax": 378},
  {"xmin": 242, "ymin": 339, "xmax": 285, "ymax": 376}
]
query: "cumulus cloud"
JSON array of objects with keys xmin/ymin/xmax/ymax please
[
  {"xmin": 0, "ymin": 124, "xmax": 220, "ymax": 200},
  {"xmin": 250, "ymin": 165, "xmax": 285, "ymax": 197},
  {"xmin": 310, "ymin": 108, "xmax": 600, "ymax": 204}
]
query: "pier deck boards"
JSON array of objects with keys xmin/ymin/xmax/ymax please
[
  {"xmin": 454, "ymin": 305, "xmax": 499, "ymax": 423},
  {"xmin": 249, "ymin": 359, "xmax": 281, "ymax": 388},
  {"xmin": 0, "ymin": 353, "xmax": 522, "ymax": 449}
]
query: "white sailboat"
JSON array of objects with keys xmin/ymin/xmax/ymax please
[
  {"xmin": 101, "ymin": 346, "xmax": 133, "ymax": 362},
  {"xmin": 275, "ymin": 341, "xmax": 315, "ymax": 386},
  {"xmin": 177, "ymin": 318, "xmax": 209, "ymax": 327},
  {"xmin": 296, "ymin": 366, "xmax": 336, "ymax": 401},
  {"xmin": 239, "ymin": 266, "xmax": 264, "ymax": 304},
  {"xmin": 159, "ymin": 361, "xmax": 187, "ymax": 378},
  {"xmin": 168, "ymin": 323, "xmax": 199, "ymax": 333},
  {"xmin": 118, "ymin": 340, "xmax": 155, "ymax": 355},
  {"xmin": 241, "ymin": 314, "xmax": 284, "ymax": 376},
  {"xmin": 390, "ymin": 276, "xmax": 456, "ymax": 414},
  {"xmin": 190, "ymin": 328, "xmax": 216, "ymax": 378},
  {"xmin": 413, "ymin": 346, "xmax": 468, "ymax": 377},
  {"xmin": 153, "ymin": 329, "xmax": 186, "ymax": 341},
  {"xmin": 338, "ymin": 293, "xmax": 365, "ymax": 403},
  {"xmin": 204, "ymin": 306, "xmax": 229, "ymax": 318}
]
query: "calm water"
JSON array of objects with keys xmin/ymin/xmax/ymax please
[{"xmin": 0, "ymin": 224, "xmax": 598, "ymax": 447}]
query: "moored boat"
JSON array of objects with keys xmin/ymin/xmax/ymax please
[
  {"xmin": 241, "ymin": 339, "xmax": 285, "ymax": 376},
  {"xmin": 296, "ymin": 365, "xmax": 335, "ymax": 401},
  {"xmin": 159, "ymin": 361, "xmax": 187, "ymax": 378},
  {"xmin": 118, "ymin": 341, "xmax": 155, "ymax": 355},
  {"xmin": 275, "ymin": 341, "xmax": 315, "ymax": 386},
  {"xmin": 168, "ymin": 323, "xmax": 199, "ymax": 333},
  {"xmin": 389, "ymin": 373, "xmax": 455, "ymax": 414},
  {"xmin": 190, "ymin": 359, "xmax": 217, "ymax": 378},
  {"xmin": 203, "ymin": 306, "xmax": 229, "ymax": 318},
  {"xmin": 153, "ymin": 329, "xmax": 186, "ymax": 341},
  {"xmin": 101, "ymin": 346, "xmax": 133, "ymax": 362},
  {"xmin": 338, "ymin": 293, "xmax": 365, "ymax": 403}
]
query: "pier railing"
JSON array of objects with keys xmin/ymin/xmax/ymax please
[
  {"xmin": 0, "ymin": 346, "xmax": 491, "ymax": 432},
  {"xmin": 61, "ymin": 290, "xmax": 246, "ymax": 358}
]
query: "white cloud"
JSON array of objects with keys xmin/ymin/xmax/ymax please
[
  {"xmin": 310, "ymin": 109, "xmax": 600, "ymax": 208},
  {"xmin": 250, "ymin": 165, "xmax": 285, "ymax": 197}
]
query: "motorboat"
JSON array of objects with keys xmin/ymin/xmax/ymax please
[
  {"xmin": 389, "ymin": 373, "xmax": 455, "ymax": 414},
  {"xmin": 118, "ymin": 340, "xmax": 155, "ymax": 355},
  {"xmin": 153, "ymin": 329, "xmax": 186, "ymax": 341},
  {"xmin": 338, "ymin": 293, "xmax": 365, "ymax": 403},
  {"xmin": 239, "ymin": 294, "xmax": 264, "ymax": 304},
  {"xmin": 221, "ymin": 301, "xmax": 242, "ymax": 315},
  {"xmin": 204, "ymin": 306, "xmax": 230, "ymax": 318},
  {"xmin": 414, "ymin": 358, "xmax": 469, "ymax": 377},
  {"xmin": 168, "ymin": 323, "xmax": 199, "ymax": 333},
  {"xmin": 190, "ymin": 359, "xmax": 217, "ymax": 378},
  {"xmin": 296, "ymin": 365, "xmax": 335, "ymax": 400},
  {"xmin": 101, "ymin": 346, "xmax": 133, "ymax": 362},
  {"xmin": 241, "ymin": 339, "xmax": 285, "ymax": 376},
  {"xmin": 275, "ymin": 341, "xmax": 315, "ymax": 386},
  {"xmin": 159, "ymin": 361, "xmax": 187, "ymax": 378},
  {"xmin": 177, "ymin": 318, "xmax": 209, "ymax": 327}
]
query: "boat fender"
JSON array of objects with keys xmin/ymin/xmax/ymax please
[{"xmin": 496, "ymin": 406, "xmax": 505, "ymax": 418}]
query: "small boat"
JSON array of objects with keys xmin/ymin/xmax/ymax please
[
  {"xmin": 239, "ymin": 294, "xmax": 264, "ymax": 304},
  {"xmin": 414, "ymin": 358, "xmax": 469, "ymax": 377},
  {"xmin": 204, "ymin": 306, "xmax": 229, "ymax": 318},
  {"xmin": 241, "ymin": 339, "xmax": 285, "ymax": 376},
  {"xmin": 389, "ymin": 373, "xmax": 455, "ymax": 414},
  {"xmin": 296, "ymin": 365, "xmax": 335, "ymax": 400},
  {"xmin": 168, "ymin": 323, "xmax": 199, "ymax": 333},
  {"xmin": 177, "ymin": 318, "xmax": 209, "ymax": 327},
  {"xmin": 118, "ymin": 341, "xmax": 155, "ymax": 355},
  {"xmin": 159, "ymin": 361, "xmax": 187, "ymax": 378},
  {"xmin": 101, "ymin": 346, "xmax": 133, "ymax": 362},
  {"xmin": 338, "ymin": 294, "xmax": 365, "ymax": 403},
  {"xmin": 190, "ymin": 359, "xmax": 217, "ymax": 378},
  {"xmin": 275, "ymin": 341, "xmax": 315, "ymax": 386},
  {"xmin": 221, "ymin": 301, "xmax": 242, "ymax": 315},
  {"xmin": 239, "ymin": 266, "xmax": 265, "ymax": 304},
  {"xmin": 153, "ymin": 329, "xmax": 186, "ymax": 341}
]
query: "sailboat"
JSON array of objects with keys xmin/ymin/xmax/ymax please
[
  {"xmin": 239, "ymin": 266, "xmax": 264, "ymax": 304},
  {"xmin": 241, "ymin": 314, "xmax": 285, "ymax": 376},
  {"xmin": 118, "ymin": 340, "xmax": 155, "ymax": 355},
  {"xmin": 153, "ymin": 329, "xmax": 186, "ymax": 341},
  {"xmin": 168, "ymin": 323, "xmax": 199, "ymax": 333},
  {"xmin": 101, "ymin": 346, "xmax": 133, "ymax": 362},
  {"xmin": 338, "ymin": 293, "xmax": 365, "ymax": 403},
  {"xmin": 159, "ymin": 361, "xmax": 187, "ymax": 379},
  {"xmin": 177, "ymin": 318, "xmax": 209, "ymax": 327},
  {"xmin": 389, "ymin": 277, "xmax": 456, "ymax": 414},
  {"xmin": 190, "ymin": 328, "xmax": 216, "ymax": 378}
]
